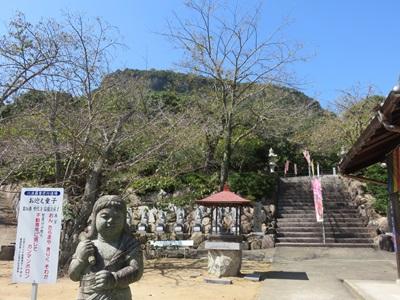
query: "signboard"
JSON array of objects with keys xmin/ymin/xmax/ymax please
[
  {"xmin": 12, "ymin": 188, "xmax": 63, "ymax": 283},
  {"xmin": 311, "ymin": 178, "xmax": 324, "ymax": 222}
]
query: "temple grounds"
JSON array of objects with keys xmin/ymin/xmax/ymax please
[{"xmin": 0, "ymin": 257, "xmax": 270, "ymax": 300}]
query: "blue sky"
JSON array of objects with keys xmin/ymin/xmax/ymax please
[{"xmin": 0, "ymin": 0, "xmax": 399, "ymax": 108}]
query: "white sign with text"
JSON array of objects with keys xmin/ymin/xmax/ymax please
[{"xmin": 12, "ymin": 188, "xmax": 63, "ymax": 283}]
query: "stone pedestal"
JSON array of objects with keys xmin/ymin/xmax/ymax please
[
  {"xmin": 156, "ymin": 225, "xmax": 165, "ymax": 233},
  {"xmin": 174, "ymin": 224, "xmax": 184, "ymax": 233},
  {"xmin": 205, "ymin": 241, "xmax": 242, "ymax": 277},
  {"xmin": 137, "ymin": 224, "xmax": 147, "ymax": 233},
  {"xmin": 193, "ymin": 224, "xmax": 202, "ymax": 233}
]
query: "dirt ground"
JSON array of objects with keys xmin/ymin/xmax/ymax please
[{"xmin": 0, "ymin": 257, "xmax": 270, "ymax": 300}]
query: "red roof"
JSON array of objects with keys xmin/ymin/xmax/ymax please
[{"xmin": 196, "ymin": 185, "xmax": 251, "ymax": 206}]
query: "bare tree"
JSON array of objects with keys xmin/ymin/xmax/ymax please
[
  {"xmin": 0, "ymin": 13, "xmax": 61, "ymax": 110},
  {"xmin": 166, "ymin": 0, "xmax": 303, "ymax": 189}
]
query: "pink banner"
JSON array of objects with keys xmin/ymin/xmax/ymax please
[
  {"xmin": 311, "ymin": 178, "xmax": 324, "ymax": 222},
  {"xmin": 303, "ymin": 149, "xmax": 311, "ymax": 165},
  {"xmin": 284, "ymin": 160, "xmax": 290, "ymax": 176}
]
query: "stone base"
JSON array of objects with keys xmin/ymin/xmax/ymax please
[
  {"xmin": 207, "ymin": 249, "xmax": 242, "ymax": 277},
  {"xmin": 205, "ymin": 242, "xmax": 242, "ymax": 277}
]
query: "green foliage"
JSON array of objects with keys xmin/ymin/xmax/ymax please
[
  {"xmin": 228, "ymin": 171, "xmax": 276, "ymax": 201},
  {"xmin": 13, "ymin": 157, "xmax": 57, "ymax": 183},
  {"xmin": 178, "ymin": 172, "xmax": 219, "ymax": 198},
  {"xmin": 230, "ymin": 135, "xmax": 267, "ymax": 172},
  {"xmin": 130, "ymin": 176, "xmax": 180, "ymax": 195},
  {"xmin": 362, "ymin": 164, "xmax": 388, "ymax": 215}
]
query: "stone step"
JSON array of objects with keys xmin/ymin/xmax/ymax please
[
  {"xmin": 278, "ymin": 204, "xmax": 354, "ymax": 209},
  {"xmin": 279, "ymin": 213, "xmax": 361, "ymax": 218},
  {"xmin": 276, "ymin": 227, "xmax": 372, "ymax": 233},
  {"xmin": 276, "ymin": 232, "xmax": 372, "ymax": 238},
  {"xmin": 279, "ymin": 199, "xmax": 352, "ymax": 204},
  {"xmin": 278, "ymin": 195, "xmax": 351, "ymax": 203},
  {"xmin": 278, "ymin": 208, "xmax": 358, "ymax": 214},
  {"xmin": 277, "ymin": 222, "xmax": 365, "ymax": 228},
  {"xmin": 277, "ymin": 217, "xmax": 364, "ymax": 223},
  {"xmin": 276, "ymin": 237, "xmax": 373, "ymax": 244},
  {"xmin": 275, "ymin": 242, "xmax": 375, "ymax": 248}
]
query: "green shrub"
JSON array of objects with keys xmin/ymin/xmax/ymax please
[
  {"xmin": 228, "ymin": 171, "xmax": 276, "ymax": 201},
  {"xmin": 178, "ymin": 172, "xmax": 219, "ymax": 198},
  {"xmin": 130, "ymin": 176, "xmax": 180, "ymax": 195},
  {"xmin": 362, "ymin": 164, "xmax": 388, "ymax": 215}
]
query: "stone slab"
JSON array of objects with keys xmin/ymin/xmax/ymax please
[
  {"xmin": 205, "ymin": 241, "xmax": 242, "ymax": 250},
  {"xmin": 204, "ymin": 278, "xmax": 233, "ymax": 285},
  {"xmin": 343, "ymin": 280, "xmax": 400, "ymax": 300},
  {"xmin": 244, "ymin": 273, "xmax": 261, "ymax": 281},
  {"xmin": 150, "ymin": 240, "xmax": 194, "ymax": 247}
]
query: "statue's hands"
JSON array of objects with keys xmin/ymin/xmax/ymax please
[
  {"xmin": 76, "ymin": 240, "xmax": 95, "ymax": 262},
  {"xmin": 93, "ymin": 270, "xmax": 117, "ymax": 290}
]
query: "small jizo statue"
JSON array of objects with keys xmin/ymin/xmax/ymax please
[{"xmin": 69, "ymin": 195, "xmax": 143, "ymax": 300}]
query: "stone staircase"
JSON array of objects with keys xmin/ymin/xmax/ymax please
[{"xmin": 276, "ymin": 176, "xmax": 375, "ymax": 247}]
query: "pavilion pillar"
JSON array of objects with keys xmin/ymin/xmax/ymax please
[{"xmin": 386, "ymin": 148, "xmax": 400, "ymax": 282}]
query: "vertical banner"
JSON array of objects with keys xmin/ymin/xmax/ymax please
[
  {"xmin": 13, "ymin": 188, "xmax": 63, "ymax": 283},
  {"xmin": 311, "ymin": 178, "xmax": 324, "ymax": 222},
  {"xmin": 284, "ymin": 160, "xmax": 290, "ymax": 176},
  {"xmin": 303, "ymin": 149, "xmax": 311, "ymax": 165}
]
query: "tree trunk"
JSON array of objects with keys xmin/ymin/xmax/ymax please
[
  {"xmin": 49, "ymin": 115, "xmax": 62, "ymax": 183},
  {"xmin": 219, "ymin": 115, "xmax": 232, "ymax": 191},
  {"xmin": 204, "ymin": 134, "xmax": 219, "ymax": 171},
  {"xmin": 59, "ymin": 156, "xmax": 105, "ymax": 270}
]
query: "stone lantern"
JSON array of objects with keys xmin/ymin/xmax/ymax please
[
  {"xmin": 268, "ymin": 147, "xmax": 278, "ymax": 173},
  {"xmin": 196, "ymin": 185, "xmax": 251, "ymax": 277}
]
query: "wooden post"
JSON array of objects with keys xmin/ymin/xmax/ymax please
[
  {"xmin": 386, "ymin": 151, "xmax": 400, "ymax": 282},
  {"xmin": 390, "ymin": 192, "xmax": 400, "ymax": 281},
  {"xmin": 239, "ymin": 207, "xmax": 242, "ymax": 235}
]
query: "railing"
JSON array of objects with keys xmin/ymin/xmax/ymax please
[{"xmin": 279, "ymin": 167, "xmax": 338, "ymax": 178}]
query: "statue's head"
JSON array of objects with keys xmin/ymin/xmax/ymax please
[{"xmin": 86, "ymin": 195, "xmax": 129, "ymax": 240}]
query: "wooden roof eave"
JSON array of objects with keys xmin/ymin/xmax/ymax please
[{"xmin": 339, "ymin": 91, "xmax": 400, "ymax": 174}]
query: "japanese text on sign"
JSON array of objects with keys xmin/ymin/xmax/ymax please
[{"xmin": 12, "ymin": 188, "xmax": 64, "ymax": 284}]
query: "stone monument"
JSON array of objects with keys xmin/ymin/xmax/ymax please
[
  {"xmin": 193, "ymin": 207, "xmax": 203, "ymax": 232},
  {"xmin": 174, "ymin": 208, "xmax": 185, "ymax": 233},
  {"xmin": 156, "ymin": 210, "xmax": 166, "ymax": 233},
  {"xmin": 230, "ymin": 207, "xmax": 240, "ymax": 234},
  {"xmin": 69, "ymin": 195, "xmax": 143, "ymax": 300},
  {"xmin": 138, "ymin": 208, "xmax": 148, "ymax": 233}
]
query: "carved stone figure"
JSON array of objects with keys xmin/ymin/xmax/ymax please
[
  {"xmin": 194, "ymin": 207, "xmax": 203, "ymax": 223},
  {"xmin": 126, "ymin": 207, "xmax": 133, "ymax": 229},
  {"xmin": 176, "ymin": 208, "xmax": 185, "ymax": 225},
  {"xmin": 193, "ymin": 207, "xmax": 203, "ymax": 232},
  {"xmin": 174, "ymin": 208, "xmax": 185, "ymax": 233},
  {"xmin": 138, "ymin": 208, "xmax": 148, "ymax": 232},
  {"xmin": 69, "ymin": 195, "xmax": 143, "ymax": 300},
  {"xmin": 158, "ymin": 210, "xmax": 166, "ymax": 224},
  {"xmin": 140, "ymin": 208, "xmax": 148, "ymax": 225}
]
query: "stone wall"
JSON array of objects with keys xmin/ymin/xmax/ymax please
[{"xmin": 341, "ymin": 177, "xmax": 387, "ymax": 232}]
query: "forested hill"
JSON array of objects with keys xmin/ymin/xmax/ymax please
[{"xmin": 104, "ymin": 68, "xmax": 324, "ymax": 114}]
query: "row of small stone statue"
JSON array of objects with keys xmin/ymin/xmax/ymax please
[{"xmin": 127, "ymin": 204, "xmax": 240, "ymax": 234}]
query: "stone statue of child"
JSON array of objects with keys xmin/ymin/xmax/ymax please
[{"xmin": 69, "ymin": 195, "xmax": 143, "ymax": 300}]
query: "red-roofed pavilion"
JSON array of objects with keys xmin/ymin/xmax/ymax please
[{"xmin": 196, "ymin": 185, "xmax": 251, "ymax": 235}]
